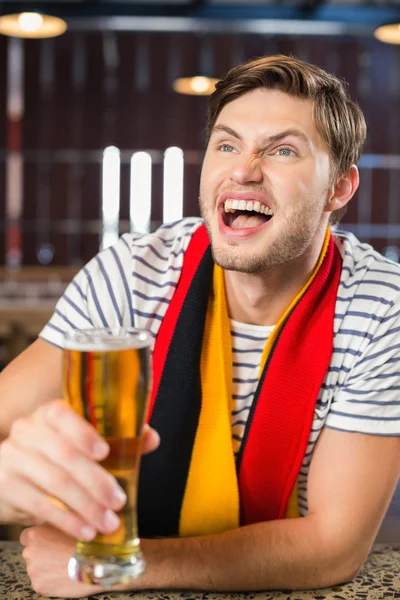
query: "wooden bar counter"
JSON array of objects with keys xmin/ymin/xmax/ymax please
[{"xmin": 0, "ymin": 542, "xmax": 398, "ymax": 600}]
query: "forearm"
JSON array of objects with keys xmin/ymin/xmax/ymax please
[
  {"xmin": 0, "ymin": 339, "xmax": 63, "ymax": 442},
  {"xmin": 120, "ymin": 516, "xmax": 362, "ymax": 592}
]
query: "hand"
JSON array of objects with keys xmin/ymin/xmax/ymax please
[
  {"xmin": 0, "ymin": 400, "xmax": 160, "ymax": 540},
  {"xmin": 20, "ymin": 524, "xmax": 102, "ymax": 598}
]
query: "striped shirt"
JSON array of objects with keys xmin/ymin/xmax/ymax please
[
  {"xmin": 40, "ymin": 217, "xmax": 400, "ymax": 515},
  {"xmin": 230, "ymin": 319, "xmax": 274, "ymax": 457}
]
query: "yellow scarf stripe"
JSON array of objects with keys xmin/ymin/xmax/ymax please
[{"xmin": 180, "ymin": 266, "xmax": 239, "ymax": 536}]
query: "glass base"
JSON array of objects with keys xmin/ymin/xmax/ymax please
[{"xmin": 68, "ymin": 554, "xmax": 146, "ymax": 586}]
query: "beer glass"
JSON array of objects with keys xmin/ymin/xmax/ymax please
[{"xmin": 63, "ymin": 328, "xmax": 152, "ymax": 586}]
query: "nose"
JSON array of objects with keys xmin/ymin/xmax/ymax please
[{"xmin": 229, "ymin": 154, "xmax": 263, "ymax": 186}]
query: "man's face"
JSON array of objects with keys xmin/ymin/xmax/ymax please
[{"xmin": 199, "ymin": 88, "xmax": 333, "ymax": 274}]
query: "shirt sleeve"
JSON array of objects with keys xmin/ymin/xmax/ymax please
[
  {"xmin": 326, "ymin": 305, "xmax": 400, "ymax": 436},
  {"xmin": 39, "ymin": 236, "xmax": 135, "ymax": 349}
]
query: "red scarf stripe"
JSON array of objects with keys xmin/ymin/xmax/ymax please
[
  {"xmin": 148, "ymin": 225, "xmax": 211, "ymax": 421},
  {"xmin": 238, "ymin": 236, "xmax": 342, "ymax": 523}
]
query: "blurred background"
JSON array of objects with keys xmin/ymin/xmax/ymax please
[{"xmin": 0, "ymin": 0, "xmax": 399, "ymax": 541}]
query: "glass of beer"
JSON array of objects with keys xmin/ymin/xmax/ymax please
[{"xmin": 63, "ymin": 327, "xmax": 152, "ymax": 587}]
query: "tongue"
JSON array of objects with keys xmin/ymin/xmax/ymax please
[{"xmin": 230, "ymin": 213, "xmax": 268, "ymax": 230}]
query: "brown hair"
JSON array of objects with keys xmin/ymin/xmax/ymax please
[{"xmin": 207, "ymin": 54, "xmax": 367, "ymax": 224}]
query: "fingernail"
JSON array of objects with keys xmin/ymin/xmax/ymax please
[
  {"xmin": 80, "ymin": 526, "xmax": 96, "ymax": 541},
  {"xmin": 104, "ymin": 510, "xmax": 120, "ymax": 533},
  {"xmin": 93, "ymin": 439, "xmax": 109, "ymax": 459},
  {"xmin": 112, "ymin": 487, "xmax": 127, "ymax": 509}
]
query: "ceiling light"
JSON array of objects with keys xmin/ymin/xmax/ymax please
[
  {"xmin": 173, "ymin": 76, "xmax": 219, "ymax": 96},
  {"xmin": 0, "ymin": 12, "xmax": 67, "ymax": 39},
  {"xmin": 19, "ymin": 12, "xmax": 43, "ymax": 32},
  {"xmin": 374, "ymin": 23, "xmax": 400, "ymax": 45}
]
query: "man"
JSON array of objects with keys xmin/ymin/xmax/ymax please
[{"xmin": 0, "ymin": 54, "xmax": 399, "ymax": 598}]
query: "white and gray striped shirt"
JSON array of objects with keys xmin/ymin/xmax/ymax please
[{"xmin": 40, "ymin": 217, "xmax": 400, "ymax": 515}]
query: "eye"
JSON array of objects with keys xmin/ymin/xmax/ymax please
[
  {"xmin": 276, "ymin": 147, "xmax": 296, "ymax": 157},
  {"xmin": 219, "ymin": 144, "xmax": 235, "ymax": 153}
]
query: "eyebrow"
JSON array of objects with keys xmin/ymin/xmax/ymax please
[{"xmin": 211, "ymin": 124, "xmax": 312, "ymax": 148}]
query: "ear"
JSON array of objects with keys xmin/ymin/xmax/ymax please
[{"xmin": 325, "ymin": 165, "xmax": 359, "ymax": 213}]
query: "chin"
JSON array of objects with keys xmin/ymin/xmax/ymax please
[{"xmin": 212, "ymin": 247, "xmax": 269, "ymax": 274}]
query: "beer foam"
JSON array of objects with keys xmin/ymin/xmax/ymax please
[{"xmin": 64, "ymin": 329, "xmax": 151, "ymax": 352}]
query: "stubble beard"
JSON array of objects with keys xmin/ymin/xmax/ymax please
[{"xmin": 199, "ymin": 192, "xmax": 327, "ymax": 275}]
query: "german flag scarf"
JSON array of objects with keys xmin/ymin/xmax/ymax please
[{"xmin": 138, "ymin": 224, "xmax": 342, "ymax": 538}]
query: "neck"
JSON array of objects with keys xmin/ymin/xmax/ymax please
[{"xmin": 223, "ymin": 232, "xmax": 328, "ymax": 327}]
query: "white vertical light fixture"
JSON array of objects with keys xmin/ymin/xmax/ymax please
[
  {"xmin": 130, "ymin": 151, "xmax": 152, "ymax": 233},
  {"xmin": 6, "ymin": 37, "xmax": 24, "ymax": 268},
  {"xmin": 101, "ymin": 146, "xmax": 120, "ymax": 250},
  {"xmin": 163, "ymin": 146, "xmax": 184, "ymax": 224}
]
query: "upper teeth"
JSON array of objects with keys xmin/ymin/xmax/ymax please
[{"xmin": 224, "ymin": 199, "xmax": 273, "ymax": 216}]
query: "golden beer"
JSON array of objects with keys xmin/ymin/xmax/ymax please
[{"xmin": 63, "ymin": 328, "xmax": 152, "ymax": 586}]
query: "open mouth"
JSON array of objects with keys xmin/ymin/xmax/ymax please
[{"xmin": 221, "ymin": 199, "xmax": 273, "ymax": 230}]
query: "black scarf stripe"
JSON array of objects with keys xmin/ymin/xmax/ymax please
[{"xmin": 138, "ymin": 248, "xmax": 213, "ymax": 538}]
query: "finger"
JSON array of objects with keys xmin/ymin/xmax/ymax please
[
  {"xmin": 20, "ymin": 526, "xmax": 34, "ymax": 546},
  {"xmin": 0, "ymin": 499, "xmax": 42, "ymax": 528},
  {"xmin": 1, "ymin": 441, "xmax": 120, "ymax": 535},
  {"xmin": 7, "ymin": 420, "xmax": 126, "ymax": 511},
  {"xmin": 21, "ymin": 524, "xmax": 74, "ymax": 547},
  {"xmin": 0, "ymin": 471, "xmax": 96, "ymax": 541},
  {"xmin": 141, "ymin": 425, "xmax": 160, "ymax": 454},
  {"xmin": 33, "ymin": 401, "xmax": 109, "ymax": 460}
]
